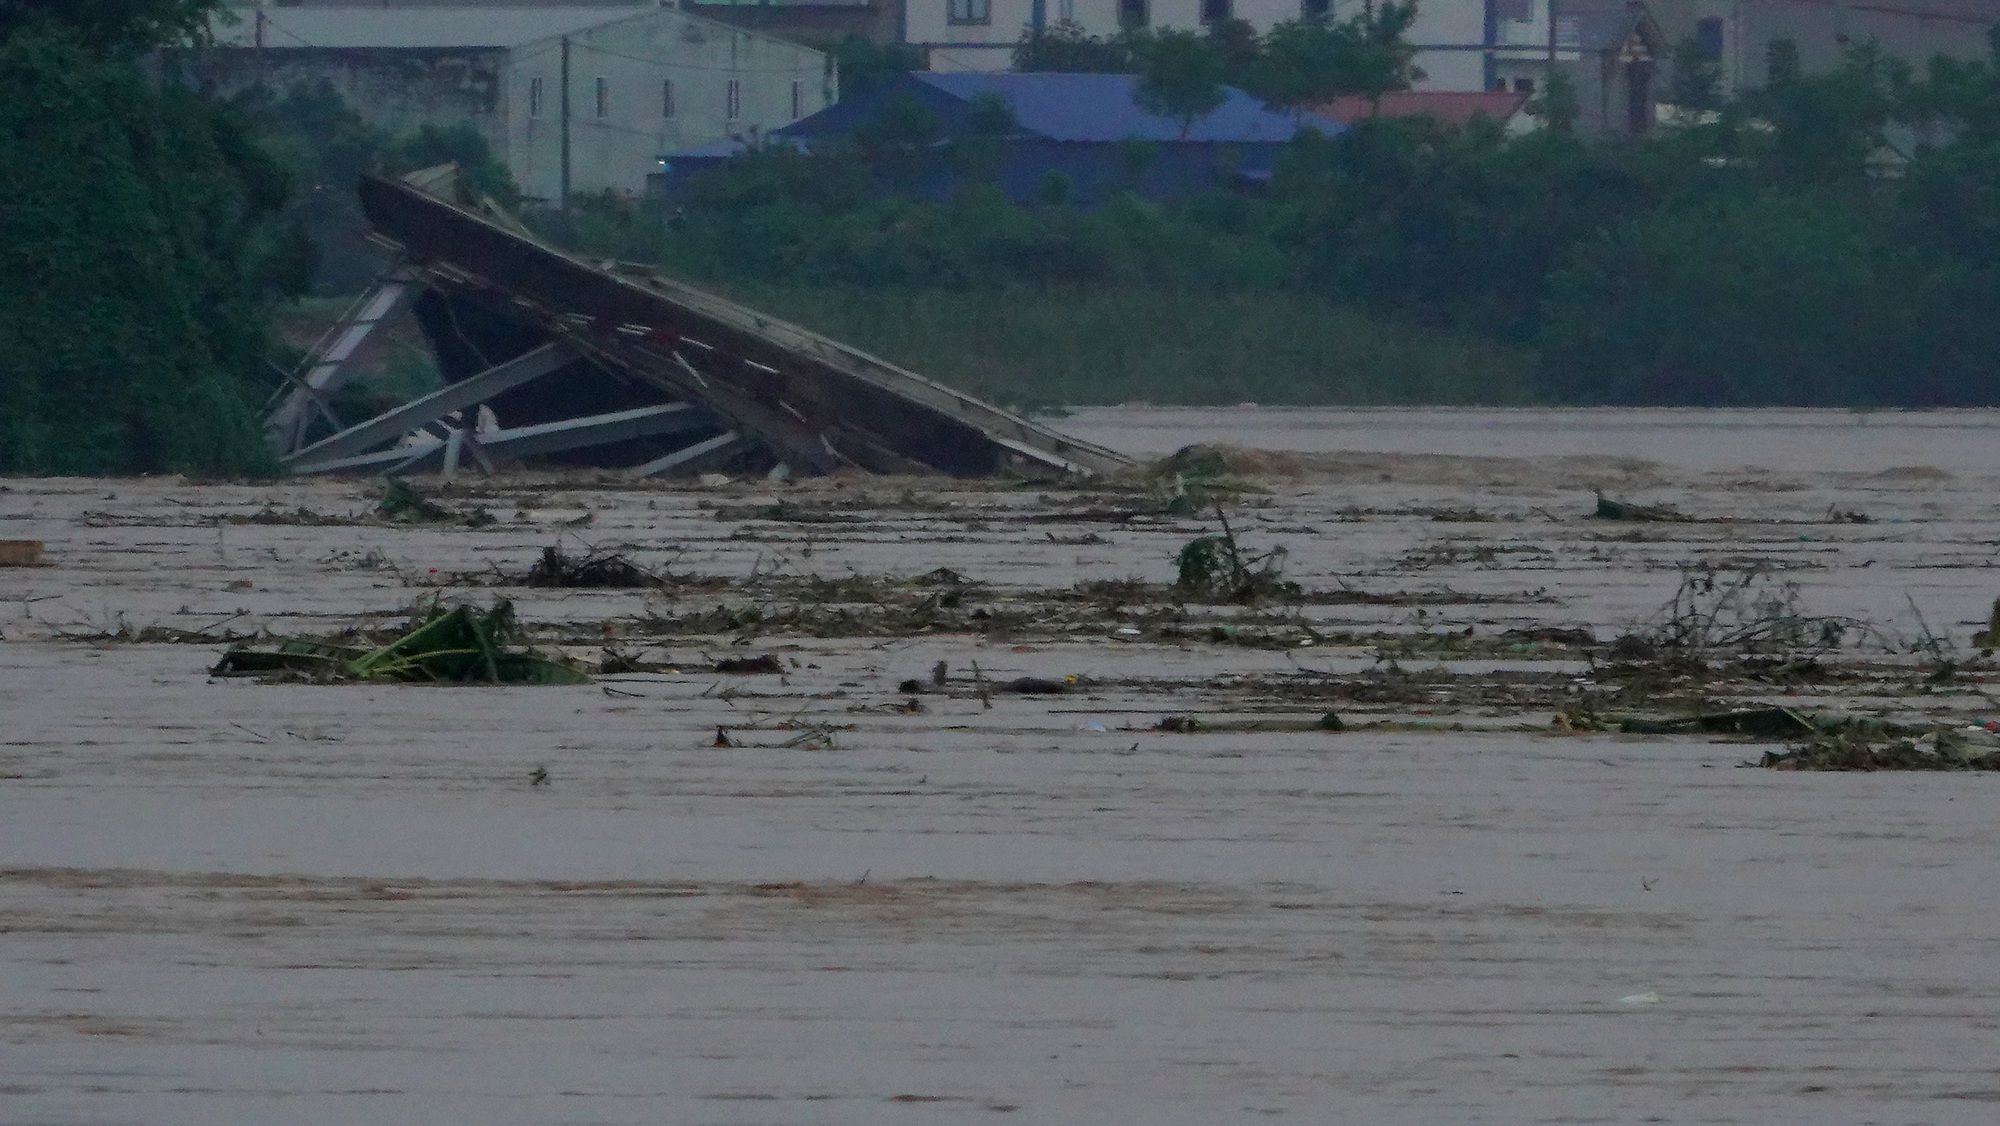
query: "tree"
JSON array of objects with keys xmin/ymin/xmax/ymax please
[
  {"xmin": 1764, "ymin": 38, "xmax": 1801, "ymax": 89},
  {"xmin": 825, "ymin": 33, "xmax": 924, "ymax": 100},
  {"xmin": 1537, "ymin": 195, "xmax": 1918, "ymax": 405},
  {"xmin": 1668, "ymin": 35, "xmax": 1723, "ymax": 112},
  {"xmin": 1244, "ymin": 18, "xmax": 1349, "ymax": 112},
  {"xmin": 1744, "ymin": 44, "xmax": 1903, "ymax": 188},
  {"xmin": 1348, "ymin": 1, "xmax": 1423, "ymax": 109},
  {"xmin": 1243, "ymin": 6, "xmax": 1423, "ymax": 115},
  {"xmin": 1530, "ymin": 70, "xmax": 1580, "ymax": 134},
  {"xmin": 1207, "ymin": 18, "xmax": 1262, "ymax": 88},
  {"xmin": 853, "ymin": 91, "xmax": 943, "ymax": 190},
  {"xmin": 0, "ymin": 21, "xmax": 297, "ymax": 473},
  {"xmin": 0, "ymin": 0, "xmax": 221, "ymax": 54},
  {"xmin": 1136, "ymin": 28, "xmax": 1227, "ymax": 139},
  {"xmin": 946, "ymin": 92, "xmax": 1017, "ymax": 183},
  {"xmin": 1013, "ymin": 20, "xmax": 1136, "ymax": 73}
]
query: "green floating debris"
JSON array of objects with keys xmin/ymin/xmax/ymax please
[
  {"xmin": 213, "ymin": 600, "xmax": 587, "ymax": 685},
  {"xmin": 1592, "ymin": 492, "xmax": 1689, "ymax": 523},
  {"xmin": 1173, "ymin": 510, "xmax": 1299, "ymax": 605},
  {"xmin": 377, "ymin": 479, "xmax": 495, "ymax": 527},
  {"xmin": 1760, "ymin": 727, "xmax": 2000, "ymax": 771},
  {"xmin": 377, "ymin": 478, "xmax": 451, "ymax": 523}
]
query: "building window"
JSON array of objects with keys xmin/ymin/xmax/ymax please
[
  {"xmin": 529, "ymin": 76, "xmax": 544, "ymax": 118},
  {"xmin": 594, "ymin": 76, "xmax": 609, "ymax": 118},
  {"xmin": 791, "ymin": 79, "xmax": 803, "ymax": 118},
  {"xmin": 948, "ymin": 0, "xmax": 991, "ymax": 24},
  {"xmin": 1119, "ymin": 0, "xmax": 1147, "ymax": 28},
  {"xmin": 662, "ymin": 77, "xmax": 676, "ymax": 118},
  {"xmin": 726, "ymin": 77, "xmax": 741, "ymax": 120},
  {"xmin": 1299, "ymin": 0, "xmax": 1329, "ymax": 17},
  {"xmin": 1695, "ymin": 16, "xmax": 1724, "ymax": 59},
  {"xmin": 1201, "ymin": 0, "xmax": 1231, "ymax": 22}
]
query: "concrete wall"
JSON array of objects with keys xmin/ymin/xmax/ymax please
[
  {"xmin": 191, "ymin": 8, "xmax": 829, "ymax": 201},
  {"xmin": 503, "ymin": 10, "xmax": 833, "ymax": 199},
  {"xmin": 189, "ymin": 47, "xmax": 512, "ymax": 151}
]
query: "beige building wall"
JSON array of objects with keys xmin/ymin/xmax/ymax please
[{"xmin": 504, "ymin": 9, "xmax": 833, "ymax": 199}]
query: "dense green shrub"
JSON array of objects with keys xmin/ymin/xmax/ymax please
[
  {"xmin": 0, "ymin": 21, "xmax": 290, "ymax": 474},
  {"xmin": 573, "ymin": 33, "xmax": 2000, "ymax": 409}
]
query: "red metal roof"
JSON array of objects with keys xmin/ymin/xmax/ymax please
[{"xmin": 1316, "ymin": 91, "xmax": 1532, "ymax": 128}]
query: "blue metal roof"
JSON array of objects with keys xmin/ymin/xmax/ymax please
[
  {"xmin": 659, "ymin": 71, "xmax": 1342, "ymax": 169},
  {"xmin": 911, "ymin": 72, "xmax": 1340, "ymax": 144}
]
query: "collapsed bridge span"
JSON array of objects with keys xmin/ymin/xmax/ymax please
[{"xmin": 267, "ymin": 166, "xmax": 1131, "ymax": 480}]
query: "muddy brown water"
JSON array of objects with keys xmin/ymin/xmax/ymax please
[{"xmin": 4, "ymin": 408, "xmax": 2000, "ymax": 1123}]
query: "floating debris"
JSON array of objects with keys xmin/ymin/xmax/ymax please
[
  {"xmin": 213, "ymin": 600, "xmax": 586, "ymax": 685},
  {"xmin": 996, "ymin": 676, "xmax": 1072, "ymax": 695},
  {"xmin": 1618, "ymin": 706, "xmax": 1817, "ymax": 738},
  {"xmin": 1760, "ymin": 727, "xmax": 2000, "ymax": 771},
  {"xmin": 715, "ymin": 654, "xmax": 784, "ymax": 674},
  {"xmin": 1973, "ymin": 595, "xmax": 2000, "ymax": 652},
  {"xmin": 0, "ymin": 539, "xmax": 45, "ymax": 567},
  {"xmin": 1592, "ymin": 493, "xmax": 1689, "ymax": 522},
  {"xmin": 1174, "ymin": 511, "xmax": 1298, "ymax": 605},
  {"xmin": 1500, "ymin": 626, "xmax": 1596, "ymax": 647},
  {"xmin": 522, "ymin": 544, "xmax": 663, "ymax": 588},
  {"xmin": 376, "ymin": 479, "xmax": 494, "ymax": 527}
]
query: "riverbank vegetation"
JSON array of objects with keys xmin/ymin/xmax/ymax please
[
  {"xmin": 0, "ymin": 5, "xmax": 298, "ymax": 475},
  {"xmin": 546, "ymin": 28, "xmax": 2000, "ymax": 409}
]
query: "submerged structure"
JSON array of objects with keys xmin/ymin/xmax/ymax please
[{"xmin": 264, "ymin": 166, "xmax": 1128, "ymax": 480}]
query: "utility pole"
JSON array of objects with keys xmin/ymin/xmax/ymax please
[{"xmin": 560, "ymin": 36, "xmax": 572, "ymax": 210}]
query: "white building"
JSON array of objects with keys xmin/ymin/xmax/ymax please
[{"xmin": 203, "ymin": 4, "xmax": 833, "ymax": 200}]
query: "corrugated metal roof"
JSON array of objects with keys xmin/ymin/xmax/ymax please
[
  {"xmin": 210, "ymin": 6, "xmax": 649, "ymax": 49},
  {"xmin": 912, "ymin": 72, "xmax": 1340, "ymax": 144}
]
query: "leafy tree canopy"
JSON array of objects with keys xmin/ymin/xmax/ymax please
[
  {"xmin": 0, "ymin": 0, "xmax": 221, "ymax": 53},
  {"xmin": 1136, "ymin": 27, "xmax": 1228, "ymax": 138}
]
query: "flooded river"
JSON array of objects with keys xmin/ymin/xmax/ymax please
[{"xmin": 4, "ymin": 408, "xmax": 1999, "ymax": 1123}]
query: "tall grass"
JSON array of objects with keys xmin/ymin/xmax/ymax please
[{"xmin": 725, "ymin": 286, "xmax": 1540, "ymax": 409}]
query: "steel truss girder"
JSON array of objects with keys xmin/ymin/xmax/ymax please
[
  {"xmin": 282, "ymin": 340, "xmax": 580, "ymax": 470},
  {"xmin": 289, "ymin": 402, "xmax": 718, "ymax": 475}
]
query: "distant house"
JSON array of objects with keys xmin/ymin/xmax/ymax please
[
  {"xmin": 1563, "ymin": 4, "xmax": 1670, "ymax": 134},
  {"xmin": 190, "ymin": 4, "xmax": 832, "ymax": 200},
  {"xmin": 1634, "ymin": 0, "xmax": 2000, "ymax": 98},
  {"xmin": 681, "ymin": 0, "xmax": 903, "ymax": 49},
  {"xmin": 657, "ymin": 70, "xmax": 1342, "ymax": 203},
  {"xmin": 1487, "ymin": 2, "xmax": 1670, "ymax": 134}
]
